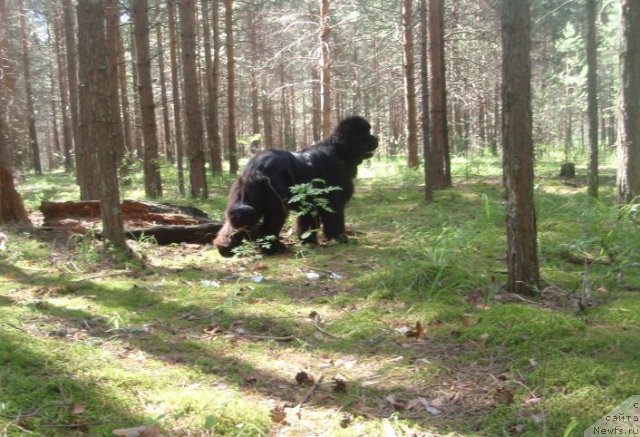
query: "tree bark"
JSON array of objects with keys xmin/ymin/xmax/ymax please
[
  {"xmin": 179, "ymin": 0, "xmax": 208, "ymax": 197},
  {"xmin": 586, "ymin": 0, "xmax": 598, "ymax": 198},
  {"xmin": 105, "ymin": 0, "xmax": 125, "ymax": 165},
  {"xmin": 76, "ymin": 1, "xmax": 101, "ymax": 200},
  {"xmin": 248, "ymin": 7, "xmax": 261, "ymax": 154},
  {"xmin": 0, "ymin": 0, "xmax": 30, "ymax": 225},
  {"xmin": 133, "ymin": 0, "xmax": 162, "ymax": 198},
  {"xmin": 420, "ymin": 0, "xmax": 432, "ymax": 201},
  {"xmin": 402, "ymin": 0, "xmax": 419, "ymax": 168},
  {"xmin": 52, "ymin": 8, "xmax": 74, "ymax": 171},
  {"xmin": 77, "ymin": 0, "xmax": 126, "ymax": 249},
  {"xmin": 167, "ymin": 0, "xmax": 184, "ymax": 195},
  {"xmin": 319, "ymin": 0, "xmax": 331, "ymax": 138},
  {"xmin": 46, "ymin": 20, "xmax": 61, "ymax": 171},
  {"xmin": 116, "ymin": 18, "xmax": 133, "ymax": 167},
  {"xmin": 501, "ymin": 0, "xmax": 539, "ymax": 295},
  {"xmin": 62, "ymin": 0, "xmax": 83, "ymax": 189},
  {"xmin": 18, "ymin": 0, "xmax": 42, "ymax": 174},
  {"xmin": 428, "ymin": 0, "xmax": 450, "ymax": 189},
  {"xmin": 201, "ymin": 0, "xmax": 223, "ymax": 174},
  {"xmin": 155, "ymin": 23, "xmax": 171, "ymax": 162},
  {"xmin": 617, "ymin": 0, "xmax": 640, "ymax": 204},
  {"xmin": 224, "ymin": 0, "xmax": 239, "ymax": 174}
]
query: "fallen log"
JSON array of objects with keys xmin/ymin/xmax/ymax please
[
  {"xmin": 39, "ymin": 200, "xmax": 224, "ymax": 245},
  {"xmin": 123, "ymin": 223, "xmax": 223, "ymax": 245},
  {"xmin": 41, "ymin": 199, "xmax": 213, "ymax": 226}
]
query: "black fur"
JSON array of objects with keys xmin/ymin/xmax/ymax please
[{"xmin": 214, "ymin": 116, "xmax": 378, "ymax": 257}]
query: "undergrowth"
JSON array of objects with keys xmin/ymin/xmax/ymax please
[{"xmin": 1, "ymin": 156, "xmax": 638, "ymax": 436}]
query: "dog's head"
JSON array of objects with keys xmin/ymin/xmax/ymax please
[{"xmin": 330, "ymin": 116, "xmax": 378, "ymax": 165}]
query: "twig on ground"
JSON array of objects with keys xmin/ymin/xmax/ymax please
[
  {"xmin": 313, "ymin": 319, "xmax": 345, "ymax": 339},
  {"xmin": 296, "ymin": 373, "xmax": 325, "ymax": 419},
  {"xmin": 72, "ymin": 270, "xmax": 130, "ymax": 282},
  {"xmin": 4, "ymin": 322, "xmax": 27, "ymax": 333},
  {"xmin": 238, "ymin": 333, "xmax": 295, "ymax": 342}
]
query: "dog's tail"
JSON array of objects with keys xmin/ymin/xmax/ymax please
[{"xmin": 214, "ymin": 176, "xmax": 266, "ymax": 256}]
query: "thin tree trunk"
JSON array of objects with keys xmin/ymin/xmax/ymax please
[
  {"xmin": 262, "ymin": 76, "xmax": 274, "ymax": 150},
  {"xmin": 77, "ymin": 0, "xmax": 126, "ymax": 249},
  {"xmin": 617, "ymin": 0, "xmax": 640, "ymax": 204},
  {"xmin": 586, "ymin": 0, "xmax": 598, "ymax": 198},
  {"xmin": 428, "ymin": 0, "xmax": 450, "ymax": 189},
  {"xmin": 501, "ymin": 0, "xmax": 539, "ymax": 295},
  {"xmin": 224, "ymin": 0, "xmax": 238, "ymax": 174},
  {"xmin": 156, "ymin": 23, "xmax": 171, "ymax": 161},
  {"xmin": 167, "ymin": 0, "xmax": 184, "ymax": 195},
  {"xmin": 18, "ymin": 0, "xmax": 41, "ymax": 174},
  {"xmin": 46, "ymin": 21, "xmax": 61, "ymax": 171},
  {"xmin": 105, "ymin": 0, "xmax": 125, "ymax": 165},
  {"xmin": 116, "ymin": 19, "xmax": 133, "ymax": 162},
  {"xmin": 53, "ymin": 8, "xmax": 73, "ymax": 171},
  {"xmin": 420, "ymin": 0, "xmax": 432, "ymax": 201},
  {"xmin": 402, "ymin": 0, "xmax": 419, "ymax": 168},
  {"xmin": 248, "ymin": 7, "xmax": 261, "ymax": 153},
  {"xmin": 319, "ymin": 0, "xmax": 331, "ymax": 138},
  {"xmin": 129, "ymin": 24, "xmax": 143, "ymax": 158},
  {"xmin": 201, "ymin": 0, "xmax": 222, "ymax": 173},
  {"xmin": 179, "ymin": 0, "xmax": 208, "ymax": 197},
  {"xmin": 62, "ymin": 0, "xmax": 83, "ymax": 189},
  {"xmin": 311, "ymin": 67, "xmax": 321, "ymax": 143},
  {"xmin": 133, "ymin": 0, "xmax": 162, "ymax": 198}
]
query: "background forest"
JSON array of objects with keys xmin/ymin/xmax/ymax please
[
  {"xmin": 1, "ymin": 0, "xmax": 640, "ymax": 436},
  {"xmin": 0, "ymin": 0, "xmax": 623, "ymax": 178}
]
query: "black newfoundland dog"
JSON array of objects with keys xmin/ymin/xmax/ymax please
[{"xmin": 214, "ymin": 116, "xmax": 378, "ymax": 257}]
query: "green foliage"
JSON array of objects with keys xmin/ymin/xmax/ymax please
[{"xmin": 288, "ymin": 178, "xmax": 342, "ymax": 218}]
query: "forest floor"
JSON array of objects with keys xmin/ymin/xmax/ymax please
[{"xmin": 1, "ymin": 156, "xmax": 639, "ymax": 436}]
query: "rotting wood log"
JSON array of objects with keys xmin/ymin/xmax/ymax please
[
  {"xmin": 122, "ymin": 223, "xmax": 223, "ymax": 245},
  {"xmin": 41, "ymin": 199, "xmax": 212, "ymax": 226}
]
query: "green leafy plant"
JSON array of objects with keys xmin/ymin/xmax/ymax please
[
  {"xmin": 231, "ymin": 235, "xmax": 277, "ymax": 258},
  {"xmin": 288, "ymin": 178, "xmax": 342, "ymax": 218}
]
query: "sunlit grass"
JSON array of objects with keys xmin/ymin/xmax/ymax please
[{"xmin": 2, "ymin": 154, "xmax": 639, "ymax": 436}]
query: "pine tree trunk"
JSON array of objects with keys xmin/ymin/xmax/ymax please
[
  {"xmin": 586, "ymin": 0, "xmax": 598, "ymax": 198},
  {"xmin": 105, "ymin": 0, "xmax": 125, "ymax": 165},
  {"xmin": 155, "ymin": 23, "xmax": 171, "ymax": 162},
  {"xmin": 62, "ymin": 0, "xmax": 84, "ymax": 190},
  {"xmin": 319, "ymin": 0, "xmax": 331, "ymax": 138},
  {"xmin": 18, "ymin": 0, "xmax": 41, "ymax": 174},
  {"xmin": 77, "ymin": 15, "xmax": 102, "ymax": 200},
  {"xmin": 167, "ymin": 0, "xmax": 185, "ymax": 195},
  {"xmin": 129, "ymin": 24, "xmax": 143, "ymax": 158},
  {"xmin": 428, "ymin": 0, "xmax": 450, "ymax": 189},
  {"xmin": 311, "ymin": 67, "xmax": 321, "ymax": 143},
  {"xmin": 52, "ymin": 9, "xmax": 73, "ymax": 171},
  {"xmin": 617, "ymin": 0, "xmax": 640, "ymax": 204},
  {"xmin": 0, "ymin": 0, "xmax": 30, "ymax": 225},
  {"xmin": 179, "ymin": 0, "xmax": 208, "ymax": 197},
  {"xmin": 420, "ymin": 0, "xmax": 433, "ymax": 201},
  {"xmin": 248, "ymin": 7, "xmax": 261, "ymax": 154},
  {"xmin": 224, "ymin": 0, "xmax": 239, "ymax": 174},
  {"xmin": 200, "ymin": 0, "xmax": 222, "ymax": 173},
  {"xmin": 210, "ymin": 0, "xmax": 223, "ymax": 172},
  {"xmin": 402, "ymin": 0, "xmax": 419, "ymax": 168},
  {"xmin": 133, "ymin": 0, "xmax": 162, "ymax": 198},
  {"xmin": 76, "ymin": 0, "xmax": 125, "ymax": 249},
  {"xmin": 501, "ymin": 0, "xmax": 539, "ymax": 295},
  {"xmin": 116, "ymin": 21, "xmax": 133, "ymax": 165},
  {"xmin": 46, "ymin": 21, "xmax": 61, "ymax": 171}
]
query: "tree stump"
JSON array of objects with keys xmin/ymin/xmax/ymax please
[{"xmin": 559, "ymin": 163, "xmax": 576, "ymax": 178}]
